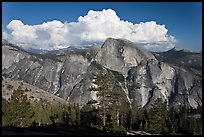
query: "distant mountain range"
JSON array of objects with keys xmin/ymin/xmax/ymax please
[
  {"xmin": 2, "ymin": 38, "xmax": 202, "ymax": 109},
  {"xmin": 153, "ymin": 47, "xmax": 202, "ymax": 71}
]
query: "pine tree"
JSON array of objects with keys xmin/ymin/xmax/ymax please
[
  {"xmin": 89, "ymin": 72, "xmax": 119, "ymax": 131},
  {"xmin": 168, "ymin": 107, "xmax": 179, "ymax": 134},
  {"xmin": 177, "ymin": 105, "xmax": 188, "ymax": 134},
  {"xmin": 2, "ymin": 98, "xmax": 10, "ymax": 125},
  {"xmin": 80, "ymin": 100, "xmax": 101, "ymax": 128},
  {"xmin": 130, "ymin": 105, "xmax": 143, "ymax": 131},
  {"xmin": 145, "ymin": 98, "xmax": 169, "ymax": 134},
  {"xmin": 49, "ymin": 102, "xmax": 65, "ymax": 126},
  {"xmin": 75, "ymin": 104, "xmax": 81, "ymax": 126},
  {"xmin": 7, "ymin": 86, "xmax": 34, "ymax": 127},
  {"xmin": 67, "ymin": 104, "xmax": 77, "ymax": 125},
  {"xmin": 32, "ymin": 100, "xmax": 52, "ymax": 126}
]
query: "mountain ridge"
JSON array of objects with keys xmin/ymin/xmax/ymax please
[{"xmin": 2, "ymin": 38, "xmax": 202, "ymax": 109}]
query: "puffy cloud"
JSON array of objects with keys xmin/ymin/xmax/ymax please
[{"xmin": 3, "ymin": 9, "xmax": 176, "ymax": 51}]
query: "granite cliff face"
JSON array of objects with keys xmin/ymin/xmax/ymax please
[
  {"xmin": 2, "ymin": 38, "xmax": 202, "ymax": 109},
  {"xmin": 95, "ymin": 38, "xmax": 156, "ymax": 76},
  {"xmin": 2, "ymin": 45, "xmax": 64, "ymax": 95},
  {"xmin": 126, "ymin": 59, "xmax": 202, "ymax": 109}
]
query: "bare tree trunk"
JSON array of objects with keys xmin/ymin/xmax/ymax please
[
  {"xmin": 39, "ymin": 120, "xmax": 41, "ymax": 126},
  {"xmin": 172, "ymin": 127, "xmax": 176, "ymax": 135},
  {"xmin": 129, "ymin": 110, "xmax": 132, "ymax": 130},
  {"xmin": 102, "ymin": 100, "xmax": 106, "ymax": 131},
  {"xmin": 116, "ymin": 111, "xmax": 120, "ymax": 126}
]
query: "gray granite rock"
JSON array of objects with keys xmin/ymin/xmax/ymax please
[{"xmin": 2, "ymin": 38, "xmax": 202, "ymax": 109}]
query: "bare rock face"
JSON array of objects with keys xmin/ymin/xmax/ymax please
[
  {"xmin": 95, "ymin": 38, "xmax": 156, "ymax": 76},
  {"xmin": 2, "ymin": 41, "xmax": 91, "ymax": 98},
  {"xmin": 56, "ymin": 54, "xmax": 91, "ymax": 100},
  {"xmin": 126, "ymin": 59, "xmax": 202, "ymax": 109},
  {"xmin": 126, "ymin": 59, "xmax": 174, "ymax": 108},
  {"xmin": 2, "ymin": 39, "xmax": 202, "ymax": 109},
  {"xmin": 2, "ymin": 43, "xmax": 29, "ymax": 70},
  {"xmin": 2, "ymin": 54, "xmax": 64, "ymax": 95},
  {"xmin": 169, "ymin": 67, "xmax": 202, "ymax": 108}
]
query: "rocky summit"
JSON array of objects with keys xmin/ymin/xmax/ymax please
[{"xmin": 2, "ymin": 38, "xmax": 202, "ymax": 109}]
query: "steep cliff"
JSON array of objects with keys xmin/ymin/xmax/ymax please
[{"xmin": 94, "ymin": 38, "xmax": 156, "ymax": 76}]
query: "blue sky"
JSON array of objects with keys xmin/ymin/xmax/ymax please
[{"xmin": 2, "ymin": 2, "xmax": 202, "ymax": 52}]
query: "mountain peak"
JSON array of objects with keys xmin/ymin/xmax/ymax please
[
  {"xmin": 170, "ymin": 46, "xmax": 193, "ymax": 53},
  {"xmin": 95, "ymin": 37, "xmax": 156, "ymax": 76},
  {"xmin": 172, "ymin": 46, "xmax": 183, "ymax": 51}
]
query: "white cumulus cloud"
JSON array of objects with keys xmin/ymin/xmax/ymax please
[{"xmin": 3, "ymin": 9, "xmax": 176, "ymax": 51}]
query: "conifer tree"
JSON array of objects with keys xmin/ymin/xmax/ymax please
[
  {"xmin": 2, "ymin": 98, "xmax": 10, "ymax": 125},
  {"xmin": 90, "ymin": 72, "xmax": 119, "ymax": 131},
  {"xmin": 7, "ymin": 86, "xmax": 34, "ymax": 127},
  {"xmin": 75, "ymin": 104, "xmax": 81, "ymax": 126},
  {"xmin": 67, "ymin": 104, "xmax": 77, "ymax": 125},
  {"xmin": 145, "ymin": 98, "xmax": 169, "ymax": 134},
  {"xmin": 80, "ymin": 100, "xmax": 101, "ymax": 128},
  {"xmin": 32, "ymin": 100, "xmax": 52, "ymax": 126}
]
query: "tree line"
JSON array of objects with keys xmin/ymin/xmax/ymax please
[{"xmin": 2, "ymin": 72, "xmax": 202, "ymax": 135}]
